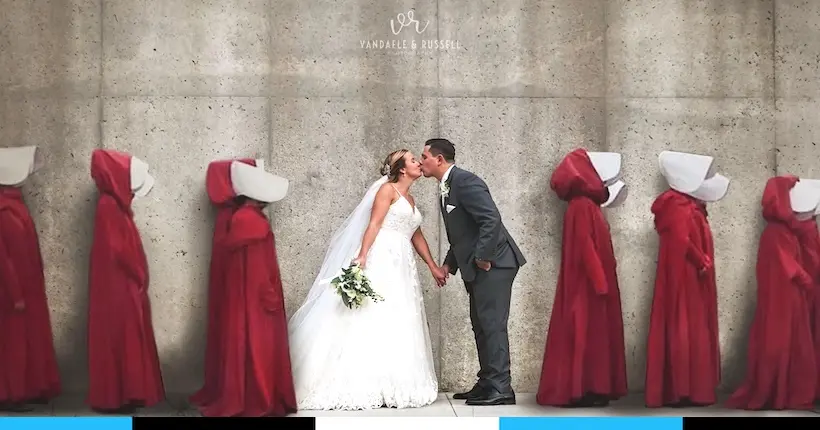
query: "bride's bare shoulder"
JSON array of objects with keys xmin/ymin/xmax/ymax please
[
  {"xmin": 375, "ymin": 182, "xmax": 398, "ymax": 202},
  {"xmin": 377, "ymin": 182, "xmax": 394, "ymax": 194}
]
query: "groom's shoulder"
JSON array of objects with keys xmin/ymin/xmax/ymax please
[
  {"xmin": 454, "ymin": 167, "xmax": 486, "ymax": 185},
  {"xmin": 454, "ymin": 166, "xmax": 477, "ymax": 179}
]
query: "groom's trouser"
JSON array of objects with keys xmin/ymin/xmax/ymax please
[{"xmin": 466, "ymin": 266, "xmax": 518, "ymax": 393}]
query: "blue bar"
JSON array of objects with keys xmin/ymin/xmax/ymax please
[
  {"xmin": 499, "ymin": 417, "xmax": 683, "ymax": 430},
  {"xmin": 0, "ymin": 417, "xmax": 132, "ymax": 430}
]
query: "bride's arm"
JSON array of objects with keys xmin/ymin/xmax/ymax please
[
  {"xmin": 354, "ymin": 184, "xmax": 394, "ymax": 264},
  {"xmin": 411, "ymin": 227, "xmax": 437, "ymax": 269}
]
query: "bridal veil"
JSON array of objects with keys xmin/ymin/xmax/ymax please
[{"xmin": 287, "ymin": 175, "xmax": 388, "ymax": 340}]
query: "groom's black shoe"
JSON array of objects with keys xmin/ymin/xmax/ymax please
[
  {"xmin": 466, "ymin": 387, "xmax": 515, "ymax": 406},
  {"xmin": 452, "ymin": 383, "xmax": 483, "ymax": 400}
]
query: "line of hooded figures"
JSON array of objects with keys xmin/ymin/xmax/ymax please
[{"xmin": 1, "ymin": 143, "xmax": 819, "ymax": 417}]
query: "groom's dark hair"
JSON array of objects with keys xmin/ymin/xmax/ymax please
[{"xmin": 425, "ymin": 138, "xmax": 455, "ymax": 163}]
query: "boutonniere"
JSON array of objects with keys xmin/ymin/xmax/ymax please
[{"xmin": 439, "ymin": 181, "xmax": 450, "ymax": 198}]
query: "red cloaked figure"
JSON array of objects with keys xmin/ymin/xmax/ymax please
[
  {"xmin": 190, "ymin": 158, "xmax": 258, "ymax": 408},
  {"xmin": 536, "ymin": 149, "xmax": 629, "ymax": 407},
  {"xmin": 87, "ymin": 149, "xmax": 164, "ymax": 412},
  {"xmin": 645, "ymin": 151, "xmax": 730, "ymax": 407},
  {"xmin": 793, "ymin": 203, "xmax": 820, "ymax": 403},
  {"xmin": 197, "ymin": 160, "xmax": 296, "ymax": 417},
  {"xmin": 0, "ymin": 146, "xmax": 61, "ymax": 410},
  {"xmin": 725, "ymin": 176, "xmax": 819, "ymax": 410}
]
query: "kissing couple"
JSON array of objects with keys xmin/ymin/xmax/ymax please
[{"xmin": 287, "ymin": 138, "xmax": 526, "ymax": 410}]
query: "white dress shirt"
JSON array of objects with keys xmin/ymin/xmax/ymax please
[{"xmin": 440, "ymin": 164, "xmax": 455, "ymax": 206}]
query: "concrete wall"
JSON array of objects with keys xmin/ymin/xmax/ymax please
[{"xmin": 1, "ymin": 0, "xmax": 818, "ymax": 395}]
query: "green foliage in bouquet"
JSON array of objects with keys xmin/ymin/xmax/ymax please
[{"xmin": 331, "ymin": 263, "xmax": 384, "ymax": 309}]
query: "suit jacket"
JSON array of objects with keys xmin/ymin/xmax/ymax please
[{"xmin": 440, "ymin": 166, "xmax": 526, "ymax": 283}]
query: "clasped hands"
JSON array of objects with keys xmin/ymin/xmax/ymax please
[
  {"xmin": 430, "ymin": 263, "xmax": 448, "ymax": 287},
  {"xmin": 699, "ymin": 256, "xmax": 713, "ymax": 276},
  {"xmin": 430, "ymin": 259, "xmax": 491, "ymax": 288},
  {"xmin": 354, "ymin": 255, "xmax": 491, "ymax": 288}
]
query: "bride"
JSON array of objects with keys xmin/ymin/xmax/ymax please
[{"xmin": 288, "ymin": 149, "xmax": 445, "ymax": 410}]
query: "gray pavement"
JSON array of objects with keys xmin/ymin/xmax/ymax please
[{"xmin": 2, "ymin": 393, "xmax": 817, "ymax": 417}]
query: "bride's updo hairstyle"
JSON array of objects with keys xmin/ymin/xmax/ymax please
[{"xmin": 380, "ymin": 149, "xmax": 409, "ymax": 183}]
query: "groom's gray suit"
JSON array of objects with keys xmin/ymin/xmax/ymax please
[{"xmin": 440, "ymin": 165, "xmax": 526, "ymax": 397}]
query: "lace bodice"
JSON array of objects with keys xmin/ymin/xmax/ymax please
[{"xmin": 381, "ymin": 195, "xmax": 423, "ymax": 238}]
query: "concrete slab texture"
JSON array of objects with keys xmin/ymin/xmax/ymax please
[{"xmin": 1, "ymin": 0, "xmax": 820, "ymax": 400}]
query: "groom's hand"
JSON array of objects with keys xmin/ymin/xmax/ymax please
[
  {"xmin": 432, "ymin": 264, "xmax": 449, "ymax": 287},
  {"xmin": 475, "ymin": 259, "xmax": 491, "ymax": 271}
]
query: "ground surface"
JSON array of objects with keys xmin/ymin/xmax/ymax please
[{"xmin": 2, "ymin": 393, "xmax": 818, "ymax": 417}]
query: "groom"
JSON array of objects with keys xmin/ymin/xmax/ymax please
[{"xmin": 420, "ymin": 138, "xmax": 526, "ymax": 406}]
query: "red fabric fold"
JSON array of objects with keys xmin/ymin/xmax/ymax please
[
  {"xmin": 795, "ymin": 217, "xmax": 820, "ymax": 402},
  {"xmin": 86, "ymin": 149, "xmax": 164, "ymax": 410},
  {"xmin": 0, "ymin": 186, "xmax": 61, "ymax": 404},
  {"xmin": 536, "ymin": 148, "xmax": 628, "ymax": 406},
  {"xmin": 644, "ymin": 188, "xmax": 720, "ymax": 407},
  {"xmin": 197, "ymin": 202, "xmax": 296, "ymax": 417},
  {"xmin": 725, "ymin": 176, "xmax": 816, "ymax": 410},
  {"xmin": 190, "ymin": 158, "xmax": 255, "ymax": 407}
]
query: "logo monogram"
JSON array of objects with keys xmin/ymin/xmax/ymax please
[{"xmin": 390, "ymin": 10, "xmax": 429, "ymax": 35}]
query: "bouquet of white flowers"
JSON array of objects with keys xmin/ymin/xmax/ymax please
[{"xmin": 331, "ymin": 262, "xmax": 384, "ymax": 309}]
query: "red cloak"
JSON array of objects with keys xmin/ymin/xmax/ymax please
[
  {"xmin": 0, "ymin": 187, "xmax": 61, "ymax": 404},
  {"xmin": 198, "ymin": 202, "xmax": 296, "ymax": 417},
  {"xmin": 536, "ymin": 148, "xmax": 627, "ymax": 406},
  {"xmin": 645, "ymin": 189, "xmax": 720, "ymax": 407},
  {"xmin": 87, "ymin": 149, "xmax": 164, "ymax": 410},
  {"xmin": 794, "ymin": 216, "xmax": 820, "ymax": 402},
  {"xmin": 725, "ymin": 176, "xmax": 816, "ymax": 410},
  {"xmin": 190, "ymin": 158, "xmax": 256, "ymax": 407}
]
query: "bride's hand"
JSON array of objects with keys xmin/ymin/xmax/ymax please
[
  {"xmin": 351, "ymin": 256, "xmax": 366, "ymax": 269},
  {"xmin": 430, "ymin": 264, "xmax": 447, "ymax": 287}
]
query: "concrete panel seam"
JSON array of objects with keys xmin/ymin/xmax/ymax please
[
  {"xmin": 772, "ymin": 0, "xmax": 778, "ymax": 173},
  {"xmin": 98, "ymin": 0, "xmax": 104, "ymax": 150},
  {"xmin": 436, "ymin": 0, "xmax": 443, "ymax": 381},
  {"xmin": 603, "ymin": 0, "xmax": 610, "ymax": 152},
  {"xmin": 435, "ymin": 96, "xmax": 775, "ymax": 100},
  {"xmin": 267, "ymin": 0, "xmax": 273, "ymax": 98},
  {"xmin": 436, "ymin": 0, "xmax": 441, "ymax": 99}
]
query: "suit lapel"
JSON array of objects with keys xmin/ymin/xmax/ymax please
[
  {"xmin": 440, "ymin": 167, "xmax": 457, "ymax": 220},
  {"xmin": 439, "ymin": 194, "xmax": 447, "ymax": 219}
]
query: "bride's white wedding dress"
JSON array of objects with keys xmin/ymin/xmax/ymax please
[{"xmin": 288, "ymin": 177, "xmax": 439, "ymax": 410}]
